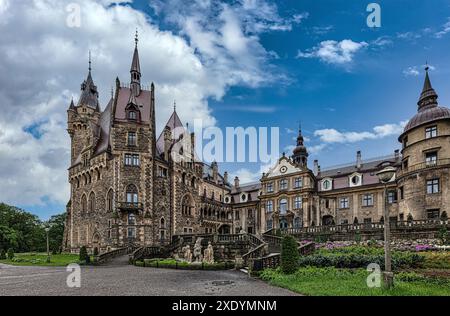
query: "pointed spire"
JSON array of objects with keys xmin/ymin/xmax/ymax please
[
  {"xmin": 418, "ymin": 64, "xmax": 438, "ymax": 111},
  {"xmin": 78, "ymin": 51, "xmax": 99, "ymax": 110},
  {"xmin": 130, "ymin": 30, "xmax": 141, "ymax": 96},
  {"xmin": 69, "ymin": 97, "xmax": 75, "ymax": 110}
]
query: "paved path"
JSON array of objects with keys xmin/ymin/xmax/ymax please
[{"xmin": 0, "ymin": 256, "xmax": 297, "ymax": 296}]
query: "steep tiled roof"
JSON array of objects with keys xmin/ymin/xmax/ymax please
[
  {"xmin": 93, "ymin": 98, "xmax": 113, "ymax": 156},
  {"xmin": 78, "ymin": 71, "xmax": 99, "ymax": 110},
  {"xmin": 156, "ymin": 110, "xmax": 185, "ymax": 155},
  {"xmin": 114, "ymin": 87, "xmax": 151, "ymax": 122}
]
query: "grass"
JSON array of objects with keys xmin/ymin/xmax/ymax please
[
  {"xmin": 0, "ymin": 253, "xmax": 82, "ymax": 267},
  {"xmin": 260, "ymin": 267, "xmax": 450, "ymax": 296}
]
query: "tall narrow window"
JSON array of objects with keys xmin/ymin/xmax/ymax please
[
  {"xmin": 126, "ymin": 184, "xmax": 138, "ymax": 204},
  {"xmin": 362, "ymin": 194, "xmax": 374, "ymax": 207},
  {"xmin": 279, "ymin": 199, "xmax": 288, "ymax": 215},
  {"xmin": 267, "ymin": 182, "xmax": 274, "ymax": 193},
  {"xmin": 294, "ymin": 178, "xmax": 303, "ymax": 189},
  {"xmin": 279, "ymin": 179, "xmax": 288, "ymax": 190},
  {"xmin": 388, "ymin": 191, "xmax": 397, "ymax": 204},
  {"xmin": 425, "ymin": 152, "xmax": 438, "ymax": 166},
  {"xmin": 107, "ymin": 190, "xmax": 114, "ymax": 212},
  {"xmin": 294, "ymin": 197, "xmax": 302, "ymax": 209},
  {"xmin": 128, "ymin": 132, "xmax": 137, "ymax": 146},
  {"xmin": 81, "ymin": 195, "xmax": 87, "ymax": 214},
  {"xmin": 266, "ymin": 201, "xmax": 273, "ymax": 213},
  {"xmin": 89, "ymin": 192, "xmax": 96, "ymax": 213}
]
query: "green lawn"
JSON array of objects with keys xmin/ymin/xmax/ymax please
[
  {"xmin": 0, "ymin": 253, "xmax": 81, "ymax": 267},
  {"xmin": 260, "ymin": 267, "xmax": 450, "ymax": 296}
]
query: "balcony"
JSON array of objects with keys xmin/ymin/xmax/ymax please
[
  {"xmin": 201, "ymin": 215, "xmax": 233, "ymax": 224},
  {"xmin": 397, "ymin": 158, "xmax": 450, "ymax": 178},
  {"xmin": 118, "ymin": 202, "xmax": 143, "ymax": 211}
]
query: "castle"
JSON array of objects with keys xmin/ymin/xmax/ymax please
[{"xmin": 63, "ymin": 36, "xmax": 450, "ymax": 253}]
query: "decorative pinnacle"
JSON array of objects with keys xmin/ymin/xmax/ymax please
[
  {"xmin": 425, "ymin": 61, "xmax": 429, "ymax": 72},
  {"xmin": 174, "ymin": 100, "xmax": 177, "ymax": 112},
  {"xmin": 89, "ymin": 51, "xmax": 92, "ymax": 72},
  {"xmin": 135, "ymin": 28, "xmax": 139, "ymax": 47}
]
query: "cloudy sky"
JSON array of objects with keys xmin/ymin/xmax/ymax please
[{"xmin": 1, "ymin": 0, "xmax": 450, "ymax": 219}]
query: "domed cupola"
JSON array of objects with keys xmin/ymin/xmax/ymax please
[
  {"xmin": 401, "ymin": 66, "xmax": 450, "ymax": 139},
  {"xmin": 292, "ymin": 125, "xmax": 309, "ymax": 167}
]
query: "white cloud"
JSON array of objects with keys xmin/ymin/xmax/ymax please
[
  {"xmin": 232, "ymin": 168, "xmax": 261, "ymax": 184},
  {"xmin": 0, "ymin": 0, "xmax": 296, "ymax": 209},
  {"xmin": 403, "ymin": 64, "xmax": 435, "ymax": 77},
  {"xmin": 435, "ymin": 18, "xmax": 450, "ymax": 38},
  {"xmin": 297, "ymin": 39, "xmax": 368, "ymax": 65},
  {"xmin": 314, "ymin": 121, "xmax": 407, "ymax": 144},
  {"xmin": 403, "ymin": 67, "xmax": 420, "ymax": 77}
]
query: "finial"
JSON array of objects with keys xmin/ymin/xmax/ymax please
[
  {"xmin": 174, "ymin": 100, "xmax": 177, "ymax": 112},
  {"xmin": 89, "ymin": 51, "xmax": 92, "ymax": 72},
  {"xmin": 425, "ymin": 61, "xmax": 429, "ymax": 72},
  {"xmin": 135, "ymin": 28, "xmax": 139, "ymax": 47}
]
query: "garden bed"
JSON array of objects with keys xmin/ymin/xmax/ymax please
[{"xmin": 135, "ymin": 258, "xmax": 235, "ymax": 270}]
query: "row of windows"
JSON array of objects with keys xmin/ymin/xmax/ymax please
[
  {"xmin": 266, "ymin": 197, "xmax": 303, "ymax": 214},
  {"xmin": 333, "ymin": 180, "xmax": 440, "ymax": 210},
  {"xmin": 266, "ymin": 178, "xmax": 303, "ymax": 193},
  {"xmin": 266, "ymin": 218, "xmax": 302, "ymax": 230}
]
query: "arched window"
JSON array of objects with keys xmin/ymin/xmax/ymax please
[
  {"xmin": 160, "ymin": 218, "xmax": 165, "ymax": 229},
  {"xmin": 126, "ymin": 185, "xmax": 138, "ymax": 204},
  {"xmin": 279, "ymin": 198, "xmax": 288, "ymax": 215},
  {"xmin": 181, "ymin": 195, "xmax": 194, "ymax": 216},
  {"xmin": 81, "ymin": 195, "xmax": 87, "ymax": 214},
  {"xmin": 89, "ymin": 192, "xmax": 96, "ymax": 213},
  {"xmin": 107, "ymin": 189, "xmax": 114, "ymax": 212}
]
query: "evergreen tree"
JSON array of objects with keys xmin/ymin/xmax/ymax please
[{"xmin": 281, "ymin": 235, "xmax": 299, "ymax": 274}]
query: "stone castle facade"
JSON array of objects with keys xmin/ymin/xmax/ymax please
[{"xmin": 63, "ymin": 37, "xmax": 450, "ymax": 253}]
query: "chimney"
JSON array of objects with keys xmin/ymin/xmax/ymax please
[
  {"xmin": 234, "ymin": 176, "xmax": 240, "ymax": 189},
  {"xmin": 314, "ymin": 160, "xmax": 319, "ymax": 176},
  {"xmin": 190, "ymin": 132, "xmax": 196, "ymax": 161},
  {"xmin": 394, "ymin": 149, "xmax": 400, "ymax": 161},
  {"xmin": 212, "ymin": 162, "xmax": 218, "ymax": 183},
  {"xmin": 223, "ymin": 172, "xmax": 229, "ymax": 184},
  {"xmin": 356, "ymin": 151, "xmax": 362, "ymax": 169}
]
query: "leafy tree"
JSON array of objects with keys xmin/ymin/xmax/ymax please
[
  {"xmin": 0, "ymin": 249, "xmax": 6, "ymax": 260},
  {"xmin": 0, "ymin": 203, "xmax": 66, "ymax": 253},
  {"xmin": 281, "ymin": 235, "xmax": 299, "ymax": 274}
]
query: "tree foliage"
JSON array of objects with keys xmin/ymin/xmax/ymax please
[
  {"xmin": 281, "ymin": 235, "xmax": 300, "ymax": 274},
  {"xmin": 0, "ymin": 203, "xmax": 65, "ymax": 253}
]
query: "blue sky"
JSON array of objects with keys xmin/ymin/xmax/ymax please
[{"xmin": 1, "ymin": 0, "xmax": 450, "ymax": 219}]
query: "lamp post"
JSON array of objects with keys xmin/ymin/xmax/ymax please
[
  {"xmin": 376, "ymin": 166, "xmax": 396, "ymax": 289},
  {"xmin": 45, "ymin": 227, "xmax": 50, "ymax": 263}
]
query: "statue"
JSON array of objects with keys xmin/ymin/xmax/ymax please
[
  {"xmin": 193, "ymin": 238, "xmax": 203, "ymax": 263},
  {"xmin": 182, "ymin": 245, "xmax": 192, "ymax": 263},
  {"xmin": 203, "ymin": 242, "xmax": 215, "ymax": 264}
]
